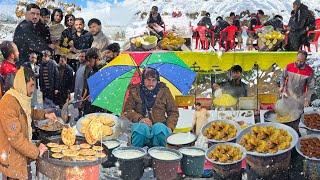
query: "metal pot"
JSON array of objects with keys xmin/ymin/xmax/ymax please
[{"xmin": 264, "ymin": 110, "xmax": 302, "ymax": 133}]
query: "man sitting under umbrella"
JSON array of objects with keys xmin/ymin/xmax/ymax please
[{"xmin": 124, "ymin": 68, "xmax": 179, "ymax": 147}]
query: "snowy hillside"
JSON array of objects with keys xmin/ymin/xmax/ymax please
[{"xmin": 1, "ymin": 0, "xmax": 320, "ymax": 42}]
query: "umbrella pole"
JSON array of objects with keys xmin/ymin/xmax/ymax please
[{"xmin": 256, "ymin": 64, "xmax": 259, "ymax": 122}]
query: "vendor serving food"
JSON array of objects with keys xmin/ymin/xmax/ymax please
[
  {"xmin": 212, "ymin": 65, "xmax": 248, "ymax": 99},
  {"xmin": 280, "ymin": 50, "xmax": 315, "ymax": 110},
  {"xmin": 0, "ymin": 67, "xmax": 57, "ymax": 179},
  {"xmin": 124, "ymin": 68, "xmax": 179, "ymax": 147}
]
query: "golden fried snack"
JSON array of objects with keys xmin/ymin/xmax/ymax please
[
  {"xmin": 95, "ymin": 152, "xmax": 106, "ymax": 158},
  {"xmin": 85, "ymin": 156, "xmax": 97, "ymax": 161},
  {"xmin": 239, "ymin": 126, "xmax": 292, "ymax": 154},
  {"xmin": 102, "ymin": 126, "xmax": 113, "ymax": 136},
  {"xmin": 62, "ymin": 149, "xmax": 79, "ymax": 157},
  {"xmin": 51, "ymin": 153, "xmax": 64, "ymax": 159},
  {"xmin": 80, "ymin": 143, "xmax": 91, "ymax": 149},
  {"xmin": 88, "ymin": 119, "xmax": 103, "ymax": 140},
  {"xmin": 61, "ymin": 127, "xmax": 76, "ymax": 146},
  {"xmin": 208, "ymin": 144, "xmax": 242, "ymax": 163},
  {"xmin": 75, "ymin": 156, "xmax": 86, "ymax": 161},
  {"xmin": 69, "ymin": 145, "xmax": 80, "ymax": 151},
  {"xmin": 47, "ymin": 143, "xmax": 59, "ymax": 148},
  {"xmin": 58, "ymin": 145, "xmax": 69, "ymax": 150},
  {"xmin": 204, "ymin": 121, "xmax": 237, "ymax": 141},
  {"xmin": 85, "ymin": 130, "xmax": 97, "ymax": 145},
  {"xmin": 92, "ymin": 146, "xmax": 103, "ymax": 151},
  {"xmin": 100, "ymin": 117, "xmax": 115, "ymax": 127},
  {"xmin": 79, "ymin": 149, "xmax": 96, "ymax": 156},
  {"xmin": 51, "ymin": 147, "xmax": 62, "ymax": 153}
]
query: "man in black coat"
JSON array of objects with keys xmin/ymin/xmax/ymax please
[
  {"xmin": 13, "ymin": 3, "xmax": 50, "ymax": 66},
  {"xmin": 39, "ymin": 50, "xmax": 59, "ymax": 103},
  {"xmin": 56, "ymin": 55, "xmax": 74, "ymax": 108},
  {"xmin": 287, "ymin": 0, "xmax": 310, "ymax": 51},
  {"xmin": 69, "ymin": 18, "xmax": 93, "ymax": 71}
]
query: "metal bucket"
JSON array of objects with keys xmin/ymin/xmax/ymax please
[
  {"xmin": 179, "ymin": 147, "xmax": 206, "ymax": 177},
  {"xmin": 102, "ymin": 139, "xmax": 121, "ymax": 168},
  {"xmin": 112, "ymin": 147, "xmax": 146, "ymax": 180},
  {"xmin": 148, "ymin": 147, "xmax": 182, "ymax": 180}
]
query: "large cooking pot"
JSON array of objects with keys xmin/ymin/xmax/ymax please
[{"xmin": 264, "ymin": 110, "xmax": 302, "ymax": 133}]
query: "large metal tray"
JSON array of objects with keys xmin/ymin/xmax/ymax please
[
  {"xmin": 236, "ymin": 122, "xmax": 299, "ymax": 157},
  {"xmin": 76, "ymin": 113, "xmax": 121, "ymax": 140},
  {"xmin": 40, "ymin": 136, "xmax": 109, "ymax": 167}
]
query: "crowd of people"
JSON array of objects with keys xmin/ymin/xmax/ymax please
[
  {"xmin": 194, "ymin": 0, "xmax": 316, "ymax": 51},
  {"xmin": 0, "ymin": 3, "xmax": 121, "ymax": 111}
]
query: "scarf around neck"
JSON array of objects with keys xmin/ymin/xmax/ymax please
[{"xmin": 4, "ymin": 67, "xmax": 33, "ymax": 140}]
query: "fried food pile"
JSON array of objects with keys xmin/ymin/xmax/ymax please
[
  {"xmin": 80, "ymin": 114, "xmax": 115, "ymax": 144},
  {"xmin": 208, "ymin": 144, "xmax": 243, "ymax": 163},
  {"xmin": 61, "ymin": 127, "xmax": 76, "ymax": 146},
  {"xmin": 239, "ymin": 126, "xmax": 292, "ymax": 154},
  {"xmin": 276, "ymin": 114, "xmax": 293, "ymax": 123},
  {"xmin": 304, "ymin": 113, "xmax": 320, "ymax": 130},
  {"xmin": 213, "ymin": 94, "xmax": 237, "ymax": 107},
  {"xmin": 161, "ymin": 32, "xmax": 186, "ymax": 50},
  {"xmin": 47, "ymin": 142, "xmax": 106, "ymax": 161},
  {"xmin": 204, "ymin": 121, "xmax": 237, "ymax": 141},
  {"xmin": 300, "ymin": 137, "xmax": 320, "ymax": 159}
]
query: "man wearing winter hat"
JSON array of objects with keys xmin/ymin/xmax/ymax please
[{"xmin": 124, "ymin": 68, "xmax": 179, "ymax": 147}]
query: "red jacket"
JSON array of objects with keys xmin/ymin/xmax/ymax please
[{"xmin": 0, "ymin": 60, "xmax": 17, "ymax": 77}]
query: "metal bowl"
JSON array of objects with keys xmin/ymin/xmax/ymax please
[
  {"xmin": 76, "ymin": 113, "xmax": 121, "ymax": 140},
  {"xmin": 40, "ymin": 136, "xmax": 109, "ymax": 167},
  {"xmin": 205, "ymin": 142, "xmax": 246, "ymax": 165},
  {"xmin": 300, "ymin": 113, "xmax": 320, "ymax": 135},
  {"xmin": 166, "ymin": 133, "xmax": 197, "ymax": 149},
  {"xmin": 236, "ymin": 122, "xmax": 299, "ymax": 157},
  {"xmin": 295, "ymin": 134, "xmax": 320, "ymax": 161},
  {"xmin": 201, "ymin": 120, "xmax": 241, "ymax": 143}
]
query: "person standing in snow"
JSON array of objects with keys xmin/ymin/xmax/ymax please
[
  {"xmin": 0, "ymin": 67, "xmax": 57, "ymax": 179},
  {"xmin": 287, "ymin": 0, "xmax": 310, "ymax": 51},
  {"xmin": 88, "ymin": 18, "xmax": 110, "ymax": 52},
  {"xmin": 13, "ymin": 3, "xmax": 51, "ymax": 66},
  {"xmin": 0, "ymin": 41, "xmax": 19, "ymax": 94}
]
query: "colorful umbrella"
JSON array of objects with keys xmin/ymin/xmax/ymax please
[{"xmin": 87, "ymin": 52, "xmax": 196, "ymax": 115}]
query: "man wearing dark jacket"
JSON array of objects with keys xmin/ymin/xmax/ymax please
[
  {"xmin": 288, "ymin": 0, "xmax": 310, "ymax": 51},
  {"xmin": 57, "ymin": 55, "xmax": 74, "ymax": 108},
  {"xmin": 69, "ymin": 18, "xmax": 93, "ymax": 71},
  {"xmin": 39, "ymin": 50, "xmax": 59, "ymax": 102},
  {"xmin": 264, "ymin": 15, "xmax": 284, "ymax": 31},
  {"xmin": 13, "ymin": 3, "xmax": 50, "ymax": 66},
  {"xmin": 197, "ymin": 12, "xmax": 213, "ymax": 29},
  {"xmin": 214, "ymin": 16, "xmax": 230, "ymax": 40}
]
